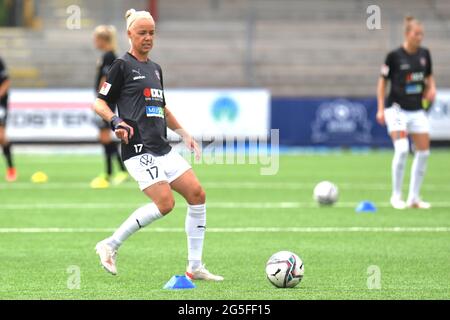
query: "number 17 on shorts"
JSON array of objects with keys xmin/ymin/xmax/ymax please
[
  {"xmin": 125, "ymin": 153, "xmax": 163, "ymax": 190},
  {"xmin": 124, "ymin": 150, "xmax": 191, "ymax": 191}
]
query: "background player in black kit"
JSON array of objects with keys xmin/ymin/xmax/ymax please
[
  {"xmin": 0, "ymin": 56, "xmax": 16, "ymax": 182},
  {"xmin": 93, "ymin": 9, "xmax": 223, "ymax": 281},
  {"xmin": 91, "ymin": 25, "xmax": 128, "ymax": 189},
  {"xmin": 377, "ymin": 16, "xmax": 436, "ymax": 209}
]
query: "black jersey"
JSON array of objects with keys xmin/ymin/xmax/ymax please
[
  {"xmin": 95, "ymin": 51, "xmax": 116, "ymax": 91},
  {"xmin": 0, "ymin": 57, "xmax": 8, "ymax": 109},
  {"xmin": 381, "ymin": 46, "xmax": 432, "ymax": 111},
  {"xmin": 97, "ymin": 52, "xmax": 171, "ymax": 160}
]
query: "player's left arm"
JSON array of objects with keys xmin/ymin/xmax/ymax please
[
  {"xmin": 423, "ymin": 49, "xmax": 436, "ymax": 104},
  {"xmin": 165, "ymin": 106, "xmax": 201, "ymax": 160},
  {"xmin": 423, "ymin": 75, "xmax": 436, "ymax": 102}
]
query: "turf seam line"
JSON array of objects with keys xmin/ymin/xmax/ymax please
[
  {"xmin": 0, "ymin": 227, "xmax": 449, "ymax": 233},
  {"xmin": 2, "ymin": 202, "xmax": 450, "ymax": 209}
]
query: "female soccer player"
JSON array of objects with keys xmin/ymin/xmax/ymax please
[
  {"xmin": 0, "ymin": 56, "xmax": 16, "ymax": 182},
  {"xmin": 91, "ymin": 25, "xmax": 128, "ymax": 188},
  {"xmin": 377, "ymin": 16, "xmax": 436, "ymax": 209},
  {"xmin": 93, "ymin": 9, "xmax": 223, "ymax": 281}
]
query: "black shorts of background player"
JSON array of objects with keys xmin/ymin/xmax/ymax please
[
  {"xmin": 0, "ymin": 56, "xmax": 16, "ymax": 182},
  {"xmin": 91, "ymin": 25, "xmax": 127, "ymax": 188}
]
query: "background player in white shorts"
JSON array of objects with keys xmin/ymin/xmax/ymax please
[
  {"xmin": 376, "ymin": 16, "xmax": 436, "ymax": 209},
  {"xmin": 92, "ymin": 9, "xmax": 223, "ymax": 281}
]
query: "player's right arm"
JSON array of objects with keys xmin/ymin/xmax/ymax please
[
  {"xmin": 97, "ymin": 52, "xmax": 116, "ymax": 92},
  {"xmin": 93, "ymin": 59, "xmax": 134, "ymax": 144},
  {"xmin": 93, "ymin": 98, "xmax": 134, "ymax": 144},
  {"xmin": 377, "ymin": 52, "xmax": 393, "ymax": 125},
  {"xmin": 376, "ymin": 77, "xmax": 387, "ymax": 125},
  {"xmin": 97, "ymin": 76, "xmax": 107, "ymax": 92}
]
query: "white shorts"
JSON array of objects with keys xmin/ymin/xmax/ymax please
[
  {"xmin": 124, "ymin": 149, "xmax": 191, "ymax": 191},
  {"xmin": 384, "ymin": 104, "xmax": 430, "ymax": 134}
]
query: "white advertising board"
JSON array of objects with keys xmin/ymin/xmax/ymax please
[
  {"xmin": 429, "ymin": 90, "xmax": 450, "ymax": 140},
  {"xmin": 6, "ymin": 89, "xmax": 270, "ymax": 142}
]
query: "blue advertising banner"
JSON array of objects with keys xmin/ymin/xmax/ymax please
[{"xmin": 271, "ymin": 97, "xmax": 392, "ymax": 147}]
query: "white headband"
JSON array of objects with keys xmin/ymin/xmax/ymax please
[{"xmin": 126, "ymin": 9, "xmax": 153, "ymax": 30}]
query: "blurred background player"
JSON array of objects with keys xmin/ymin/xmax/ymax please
[
  {"xmin": 376, "ymin": 16, "xmax": 436, "ymax": 209},
  {"xmin": 90, "ymin": 25, "xmax": 128, "ymax": 189},
  {"xmin": 93, "ymin": 9, "xmax": 223, "ymax": 281},
  {"xmin": 0, "ymin": 55, "xmax": 16, "ymax": 182}
]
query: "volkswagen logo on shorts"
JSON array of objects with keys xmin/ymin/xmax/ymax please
[{"xmin": 139, "ymin": 154, "xmax": 154, "ymax": 167}]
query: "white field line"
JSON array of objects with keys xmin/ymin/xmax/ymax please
[
  {"xmin": 1, "ymin": 182, "xmax": 450, "ymax": 191},
  {"xmin": 0, "ymin": 227, "xmax": 449, "ymax": 233},
  {"xmin": 2, "ymin": 201, "xmax": 450, "ymax": 210}
]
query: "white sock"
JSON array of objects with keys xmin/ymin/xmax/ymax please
[
  {"xmin": 107, "ymin": 203, "xmax": 163, "ymax": 250},
  {"xmin": 407, "ymin": 150, "xmax": 430, "ymax": 203},
  {"xmin": 391, "ymin": 138, "xmax": 409, "ymax": 199},
  {"xmin": 185, "ymin": 203, "xmax": 206, "ymax": 270}
]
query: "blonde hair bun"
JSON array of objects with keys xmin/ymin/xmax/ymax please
[
  {"xmin": 125, "ymin": 8, "xmax": 153, "ymax": 30},
  {"xmin": 126, "ymin": 9, "xmax": 136, "ymax": 19}
]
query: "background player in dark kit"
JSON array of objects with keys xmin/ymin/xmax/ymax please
[
  {"xmin": 91, "ymin": 25, "xmax": 128, "ymax": 189},
  {"xmin": 377, "ymin": 16, "xmax": 436, "ymax": 209}
]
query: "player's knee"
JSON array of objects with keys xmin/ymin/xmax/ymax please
[
  {"xmin": 198, "ymin": 187, "xmax": 206, "ymax": 204},
  {"xmin": 190, "ymin": 185, "xmax": 206, "ymax": 205},
  {"xmin": 415, "ymin": 149, "xmax": 430, "ymax": 158},
  {"xmin": 156, "ymin": 196, "xmax": 175, "ymax": 215},
  {"xmin": 393, "ymin": 138, "xmax": 409, "ymax": 157}
]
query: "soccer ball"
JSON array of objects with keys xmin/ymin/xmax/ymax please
[
  {"xmin": 265, "ymin": 251, "xmax": 304, "ymax": 288},
  {"xmin": 313, "ymin": 181, "xmax": 338, "ymax": 205}
]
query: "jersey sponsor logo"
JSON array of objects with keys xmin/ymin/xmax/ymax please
[
  {"xmin": 99, "ymin": 82, "xmax": 112, "ymax": 95},
  {"xmin": 406, "ymin": 72, "xmax": 424, "ymax": 82},
  {"xmin": 132, "ymin": 69, "xmax": 146, "ymax": 80},
  {"xmin": 400, "ymin": 64, "xmax": 410, "ymax": 70},
  {"xmin": 151, "ymin": 88, "xmax": 163, "ymax": 99},
  {"xmin": 139, "ymin": 154, "xmax": 154, "ymax": 166},
  {"xmin": 380, "ymin": 64, "xmax": 389, "ymax": 76},
  {"xmin": 143, "ymin": 88, "xmax": 164, "ymax": 103},
  {"xmin": 143, "ymin": 88, "xmax": 163, "ymax": 99},
  {"xmin": 405, "ymin": 84, "xmax": 423, "ymax": 95},
  {"xmin": 143, "ymin": 88, "xmax": 151, "ymax": 97},
  {"xmin": 145, "ymin": 106, "xmax": 164, "ymax": 118}
]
